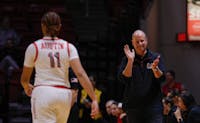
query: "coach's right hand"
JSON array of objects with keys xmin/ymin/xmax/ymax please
[{"xmin": 124, "ymin": 44, "xmax": 135, "ymax": 61}]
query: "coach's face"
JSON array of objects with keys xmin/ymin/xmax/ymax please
[{"xmin": 132, "ymin": 31, "xmax": 148, "ymax": 56}]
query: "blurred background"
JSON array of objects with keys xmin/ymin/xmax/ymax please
[{"xmin": 0, "ymin": 0, "xmax": 200, "ymax": 122}]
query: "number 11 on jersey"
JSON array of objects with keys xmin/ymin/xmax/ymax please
[{"xmin": 48, "ymin": 52, "xmax": 61, "ymax": 68}]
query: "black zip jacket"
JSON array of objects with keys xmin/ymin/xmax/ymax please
[{"xmin": 118, "ymin": 49, "xmax": 165, "ymax": 109}]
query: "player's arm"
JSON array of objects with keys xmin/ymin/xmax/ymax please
[
  {"xmin": 20, "ymin": 43, "xmax": 35, "ymax": 97},
  {"xmin": 70, "ymin": 58, "xmax": 97, "ymax": 102},
  {"xmin": 68, "ymin": 43, "xmax": 99, "ymax": 118},
  {"xmin": 21, "ymin": 66, "xmax": 34, "ymax": 97},
  {"xmin": 70, "ymin": 58, "xmax": 99, "ymax": 119},
  {"xmin": 68, "ymin": 43, "xmax": 97, "ymax": 102}
]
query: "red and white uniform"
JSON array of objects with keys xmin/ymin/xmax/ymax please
[{"xmin": 24, "ymin": 36, "xmax": 79, "ymax": 123}]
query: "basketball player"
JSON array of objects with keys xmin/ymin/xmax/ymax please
[{"xmin": 20, "ymin": 11, "xmax": 99, "ymax": 123}]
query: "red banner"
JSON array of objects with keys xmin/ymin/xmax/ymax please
[{"xmin": 187, "ymin": 1, "xmax": 200, "ymax": 41}]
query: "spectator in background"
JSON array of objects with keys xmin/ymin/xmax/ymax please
[
  {"xmin": 167, "ymin": 90, "xmax": 182, "ymax": 107},
  {"xmin": 162, "ymin": 85, "xmax": 186, "ymax": 123},
  {"xmin": 0, "ymin": 16, "xmax": 20, "ymax": 75},
  {"xmin": 78, "ymin": 75, "xmax": 105, "ymax": 123},
  {"xmin": 162, "ymin": 70, "xmax": 185, "ymax": 96},
  {"xmin": 104, "ymin": 99, "xmax": 117, "ymax": 123},
  {"xmin": 105, "ymin": 100, "xmax": 115, "ymax": 115},
  {"xmin": 174, "ymin": 91, "xmax": 200, "ymax": 123},
  {"xmin": 0, "ymin": 16, "xmax": 20, "ymax": 48},
  {"xmin": 111, "ymin": 101, "xmax": 128, "ymax": 123},
  {"xmin": 162, "ymin": 96, "xmax": 179, "ymax": 123}
]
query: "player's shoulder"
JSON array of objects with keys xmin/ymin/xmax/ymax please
[
  {"xmin": 31, "ymin": 38, "xmax": 43, "ymax": 44},
  {"xmin": 65, "ymin": 41, "xmax": 76, "ymax": 48},
  {"xmin": 57, "ymin": 39, "xmax": 76, "ymax": 48},
  {"xmin": 55, "ymin": 38, "xmax": 71, "ymax": 44}
]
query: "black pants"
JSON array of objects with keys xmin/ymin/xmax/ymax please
[{"xmin": 126, "ymin": 104, "xmax": 163, "ymax": 123}]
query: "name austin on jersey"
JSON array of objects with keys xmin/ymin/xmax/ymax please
[{"xmin": 41, "ymin": 42, "xmax": 64, "ymax": 49}]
